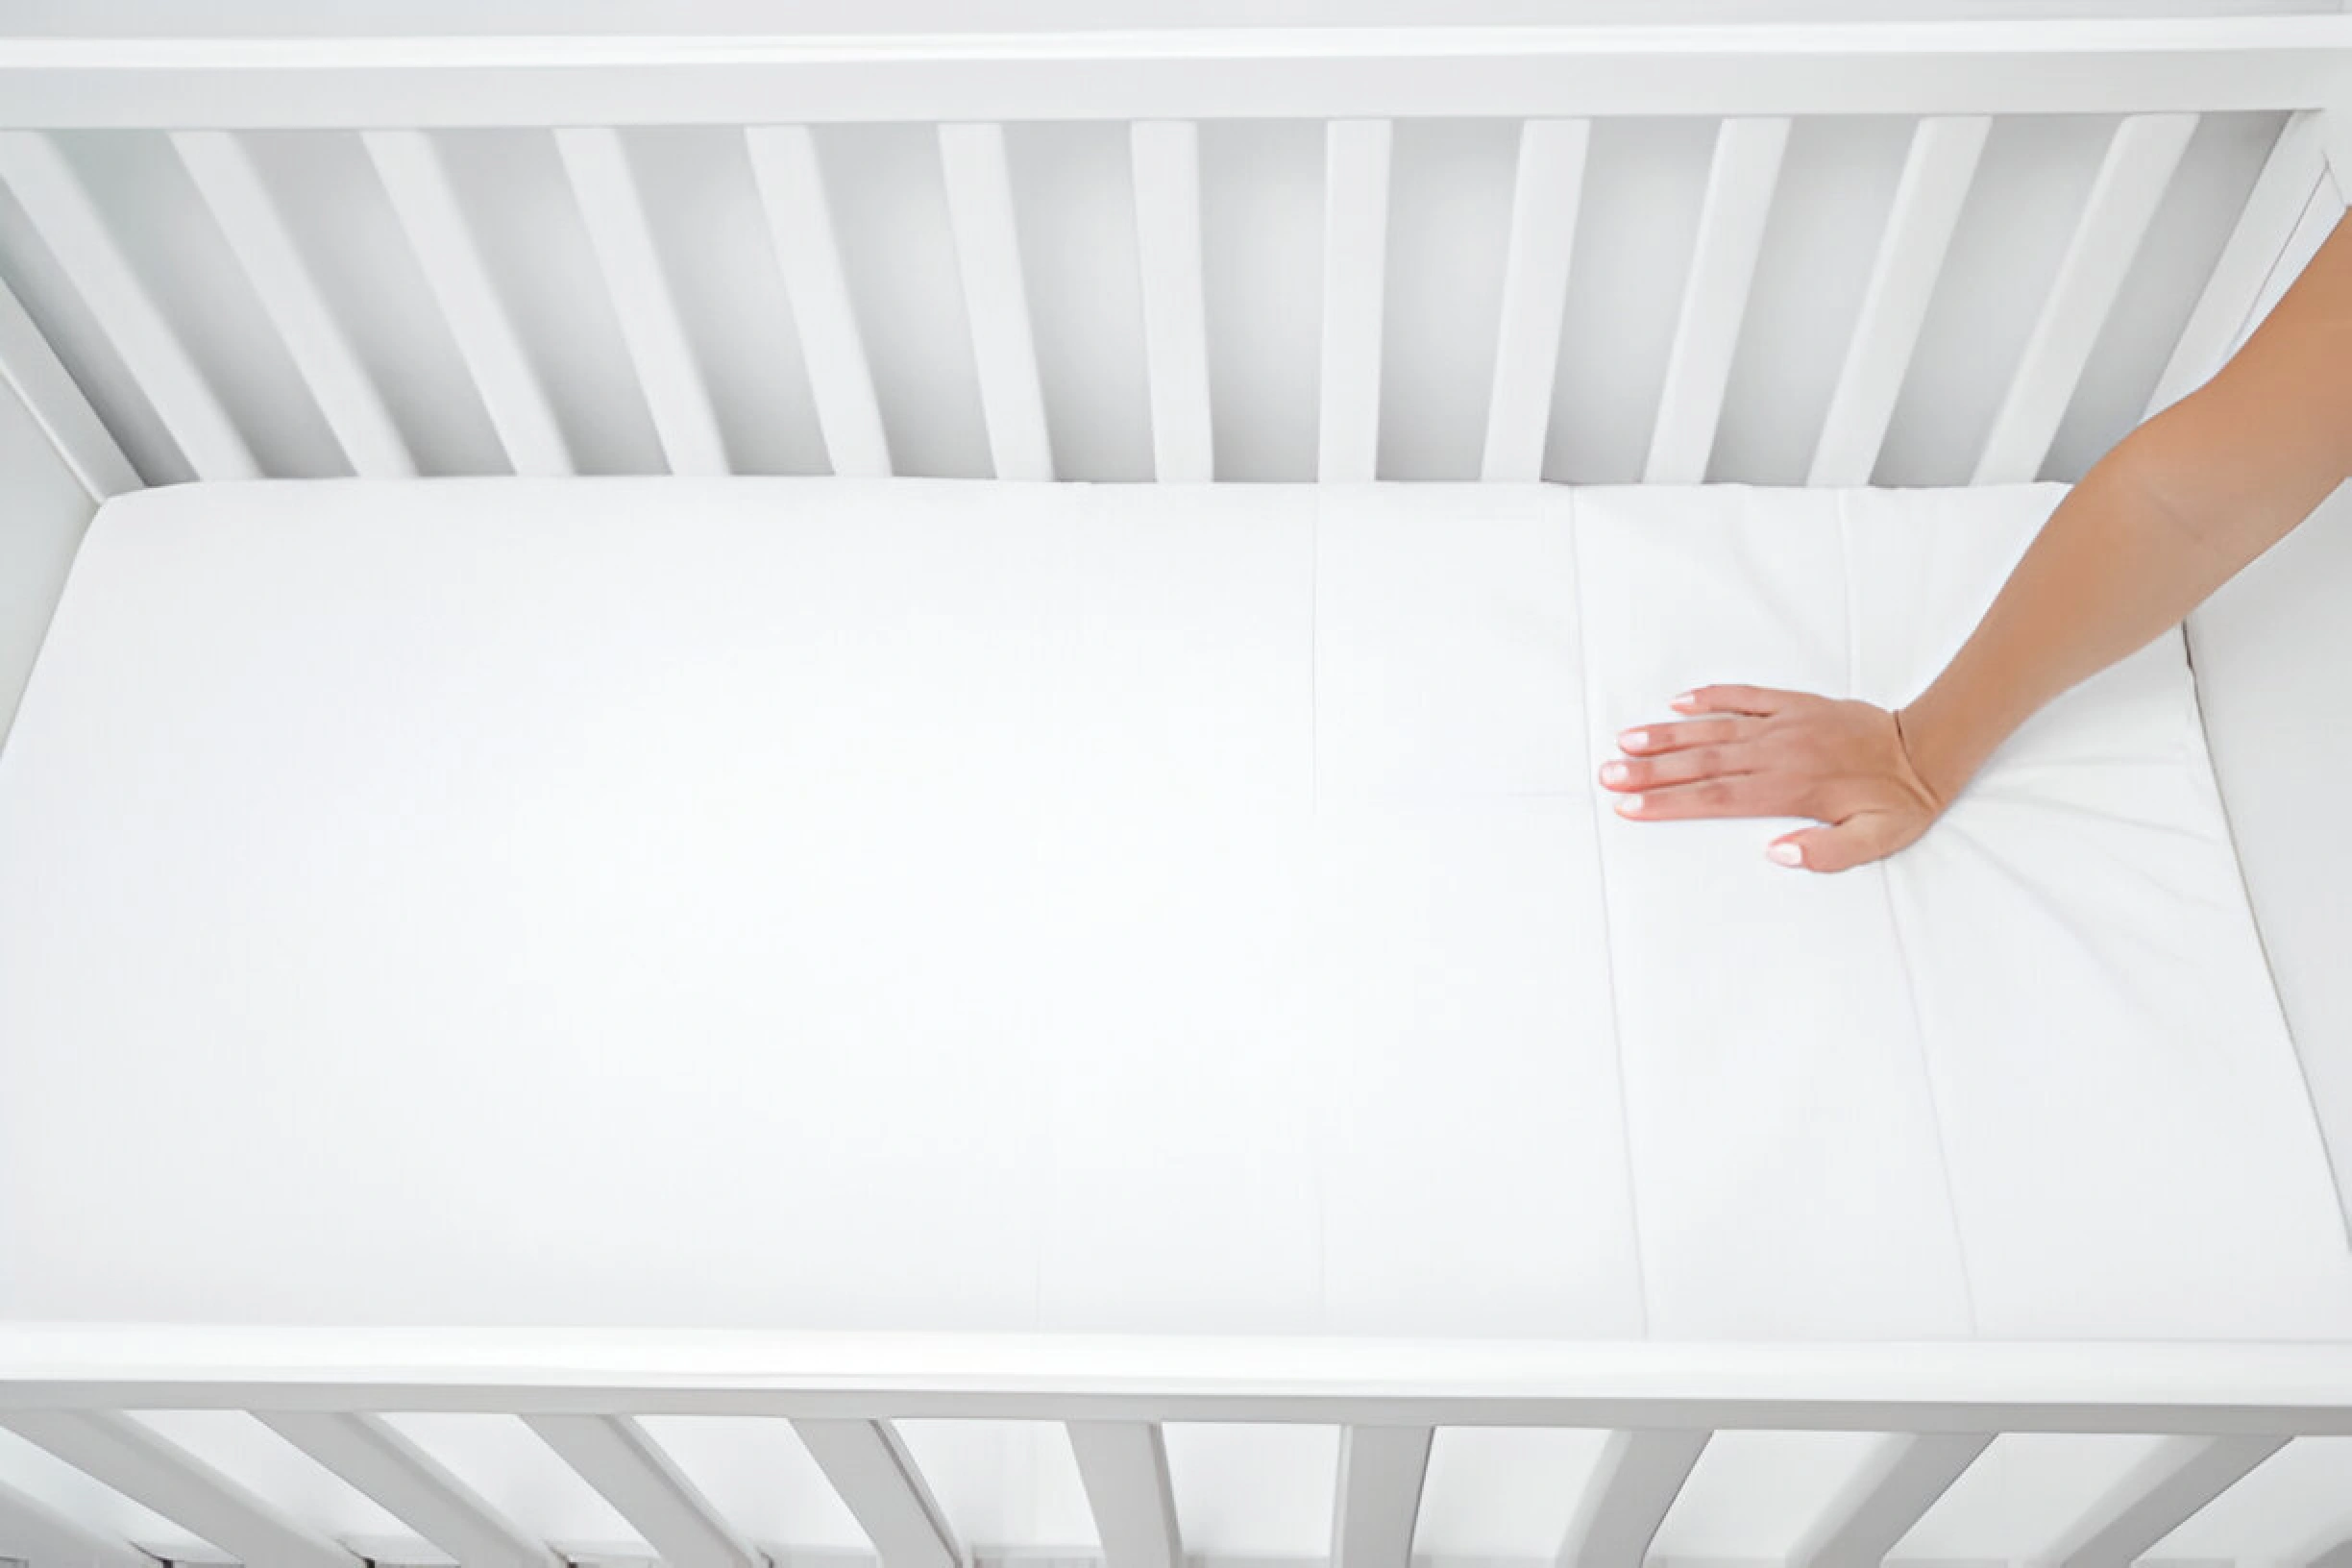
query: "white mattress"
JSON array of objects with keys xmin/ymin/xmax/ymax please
[{"xmin": 2, "ymin": 477, "xmax": 2347, "ymax": 1341}]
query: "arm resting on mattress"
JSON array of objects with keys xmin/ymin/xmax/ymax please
[{"xmin": 1599, "ymin": 208, "xmax": 2352, "ymax": 873}]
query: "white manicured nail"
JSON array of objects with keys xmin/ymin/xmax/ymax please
[
  {"xmin": 1616, "ymin": 794, "xmax": 1642, "ymax": 815},
  {"xmin": 1767, "ymin": 842, "xmax": 1803, "ymax": 867}
]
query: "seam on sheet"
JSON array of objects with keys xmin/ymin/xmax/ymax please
[
  {"xmin": 1561, "ymin": 484, "xmax": 1651, "ymax": 1337},
  {"xmin": 1843, "ymin": 489, "xmax": 1980, "ymax": 1337}
]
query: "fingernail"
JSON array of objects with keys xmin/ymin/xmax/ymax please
[
  {"xmin": 1615, "ymin": 794, "xmax": 1642, "ymax": 815},
  {"xmin": 1670, "ymin": 691, "xmax": 1698, "ymax": 709},
  {"xmin": 1618, "ymin": 729, "xmax": 1648, "ymax": 749},
  {"xmin": 1767, "ymin": 842, "xmax": 1803, "ymax": 867},
  {"xmin": 1599, "ymin": 760, "xmax": 1629, "ymax": 785}
]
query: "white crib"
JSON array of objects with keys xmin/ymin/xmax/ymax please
[{"xmin": 5, "ymin": 10, "xmax": 2352, "ymax": 1568}]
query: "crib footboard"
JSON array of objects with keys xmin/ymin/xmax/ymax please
[{"xmin": 3, "ymin": 1331, "xmax": 2351, "ymax": 1568}]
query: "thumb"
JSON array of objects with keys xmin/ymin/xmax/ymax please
[{"xmin": 1765, "ymin": 815, "xmax": 1909, "ymax": 874}]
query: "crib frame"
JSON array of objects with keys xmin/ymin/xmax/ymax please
[
  {"xmin": 1, "ymin": 19, "xmax": 2349, "ymax": 499},
  {"xmin": 8, "ymin": 1331, "xmax": 2352, "ymax": 1568},
  {"xmin": 5, "ymin": 15, "xmax": 2352, "ymax": 1568}
]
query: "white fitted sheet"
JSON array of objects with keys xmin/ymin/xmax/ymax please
[{"xmin": 1, "ymin": 477, "xmax": 2347, "ymax": 1341}]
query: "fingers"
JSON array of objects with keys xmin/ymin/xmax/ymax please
[
  {"xmin": 1599, "ymin": 743, "xmax": 1749, "ymax": 793},
  {"xmin": 1669, "ymin": 684, "xmax": 1797, "ymax": 718},
  {"xmin": 1765, "ymin": 816, "xmax": 1907, "ymax": 873},
  {"xmin": 1614, "ymin": 716, "xmax": 1752, "ymax": 755},
  {"xmin": 1610, "ymin": 772, "xmax": 1801, "ymax": 821}
]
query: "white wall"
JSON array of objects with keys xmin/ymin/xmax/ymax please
[{"xmin": 0, "ymin": 368, "xmax": 95, "ymax": 752}]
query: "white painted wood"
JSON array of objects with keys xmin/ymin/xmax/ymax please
[
  {"xmin": 744, "ymin": 124, "xmax": 891, "ymax": 479},
  {"xmin": 2324, "ymin": 103, "xmax": 2352, "ymax": 202},
  {"xmin": 7, "ymin": 1330, "xmax": 2352, "ymax": 1434},
  {"xmin": 0, "ymin": 1410, "xmax": 355, "ymax": 1568},
  {"xmin": 792, "ymin": 1421, "xmax": 958, "ymax": 1568},
  {"xmin": 939, "ymin": 121, "xmax": 1052, "ymax": 481},
  {"xmin": 1129, "ymin": 119, "xmax": 1213, "ymax": 483},
  {"xmin": 1808, "ymin": 114, "xmax": 1990, "ymax": 486},
  {"xmin": 2312, "ymin": 1533, "xmax": 2352, "ymax": 1568},
  {"xmin": 2226, "ymin": 163, "xmax": 2350, "ymax": 363},
  {"xmin": 1332, "ymin": 1427, "xmax": 1433, "ymax": 1568},
  {"xmin": 1067, "ymin": 1423, "xmax": 1180, "ymax": 1568},
  {"xmin": 0, "ymin": 1473, "xmax": 149, "ymax": 1568},
  {"xmin": 1481, "ymin": 117, "xmax": 1588, "ymax": 483},
  {"xmin": 363, "ymin": 128, "xmax": 572, "ymax": 478},
  {"xmin": 258, "ymin": 1411, "xmax": 560, "ymax": 1568},
  {"xmin": 0, "ymin": 269, "xmax": 138, "ymax": 501},
  {"xmin": 1556, "ymin": 1430, "xmax": 1709, "ymax": 1568},
  {"xmin": 1789, "ymin": 1433, "xmax": 1994, "ymax": 1568},
  {"xmin": 2053, "ymin": 1433, "xmax": 2287, "ymax": 1568},
  {"xmin": 1318, "ymin": 117, "xmax": 1392, "ymax": 483},
  {"xmin": 4, "ymin": 21, "xmax": 2351, "ymax": 127},
  {"xmin": 2144, "ymin": 110, "xmax": 2327, "ymax": 420},
  {"xmin": 1972, "ymin": 111, "xmax": 2198, "ymax": 484},
  {"xmin": 554, "ymin": 126, "xmax": 728, "ymax": 477},
  {"xmin": 522, "ymin": 1414, "xmax": 760, "ymax": 1568},
  {"xmin": 0, "ymin": 131, "xmax": 255, "ymax": 481},
  {"xmin": 171, "ymin": 128, "xmax": 412, "ymax": 479},
  {"xmin": 1645, "ymin": 115, "xmax": 1790, "ymax": 484}
]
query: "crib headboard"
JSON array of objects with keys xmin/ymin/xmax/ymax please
[{"xmin": 0, "ymin": 17, "xmax": 2348, "ymax": 499}]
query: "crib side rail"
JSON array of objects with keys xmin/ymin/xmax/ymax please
[
  {"xmin": 0, "ymin": 19, "xmax": 2348, "ymax": 493},
  {"xmin": 4, "ymin": 1330, "xmax": 2352, "ymax": 1568},
  {"xmin": 1, "ymin": 20, "xmax": 2351, "ymax": 127}
]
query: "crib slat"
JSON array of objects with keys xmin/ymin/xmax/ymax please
[
  {"xmin": 1319, "ymin": 117, "xmax": 1393, "ymax": 483},
  {"xmin": 170, "ymin": 130, "xmax": 413, "ymax": 480},
  {"xmin": 363, "ymin": 129, "xmax": 572, "ymax": 478},
  {"xmin": 1334, "ymin": 1426, "xmax": 1433, "ymax": 1568},
  {"xmin": 1558, "ymin": 1429, "xmax": 1710, "ymax": 1568},
  {"xmin": 2233, "ymin": 177, "xmax": 2346, "ymax": 355},
  {"xmin": 0, "ymin": 1410, "xmax": 355, "ymax": 1568},
  {"xmin": 1482, "ymin": 117, "xmax": 1589, "ymax": 483},
  {"xmin": 939, "ymin": 121, "xmax": 1053, "ymax": 481},
  {"xmin": 0, "ymin": 269, "xmax": 139, "ymax": 500},
  {"xmin": 523, "ymin": 1414, "xmax": 759, "ymax": 1568},
  {"xmin": 1808, "ymin": 114, "xmax": 1991, "ymax": 486},
  {"xmin": 259, "ymin": 1411, "xmax": 560, "ymax": 1568},
  {"xmin": 1130, "ymin": 120, "xmax": 1213, "ymax": 482},
  {"xmin": 2146, "ymin": 110, "xmax": 2328, "ymax": 420},
  {"xmin": 1973, "ymin": 111, "xmax": 2198, "ymax": 484},
  {"xmin": 743, "ymin": 125, "xmax": 891, "ymax": 479},
  {"xmin": 1790, "ymin": 1433, "xmax": 1994, "ymax": 1568},
  {"xmin": 1646, "ymin": 114, "xmax": 1790, "ymax": 484},
  {"xmin": 793, "ymin": 1420, "xmax": 960, "ymax": 1568},
  {"xmin": 1068, "ymin": 1422, "xmax": 1181, "ymax": 1568},
  {"xmin": 0, "ymin": 1473, "xmax": 149, "ymax": 1568},
  {"xmin": 0, "ymin": 131, "xmax": 257, "ymax": 481},
  {"xmin": 555, "ymin": 127, "xmax": 728, "ymax": 478},
  {"xmin": 2051, "ymin": 1433, "xmax": 2288, "ymax": 1568},
  {"xmin": 1645, "ymin": 116, "xmax": 1790, "ymax": 485}
]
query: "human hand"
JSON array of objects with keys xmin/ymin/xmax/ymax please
[{"xmin": 1596, "ymin": 684, "xmax": 1950, "ymax": 872}]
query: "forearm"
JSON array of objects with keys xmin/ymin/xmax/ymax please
[
  {"xmin": 1896, "ymin": 426, "xmax": 2301, "ymax": 804},
  {"xmin": 1895, "ymin": 233, "xmax": 2352, "ymax": 808}
]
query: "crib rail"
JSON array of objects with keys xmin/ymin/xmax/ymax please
[
  {"xmin": 4, "ymin": 1332, "xmax": 2352, "ymax": 1568},
  {"xmin": 2, "ymin": 22, "xmax": 2351, "ymax": 126},
  {"xmin": 0, "ymin": 20, "xmax": 2348, "ymax": 493}
]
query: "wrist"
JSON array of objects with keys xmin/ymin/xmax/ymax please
[{"xmin": 1892, "ymin": 691, "xmax": 1990, "ymax": 814}]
